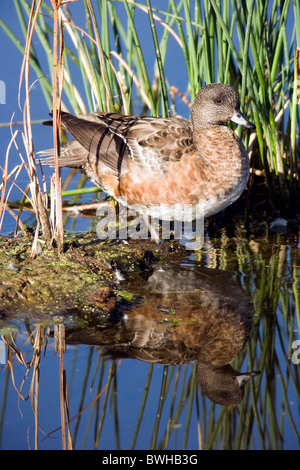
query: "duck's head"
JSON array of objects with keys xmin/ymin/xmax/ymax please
[{"xmin": 191, "ymin": 83, "xmax": 256, "ymax": 130}]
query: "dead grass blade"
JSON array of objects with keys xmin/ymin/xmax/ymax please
[{"xmin": 17, "ymin": 1, "xmax": 52, "ymax": 251}]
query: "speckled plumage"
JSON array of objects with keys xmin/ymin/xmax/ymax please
[{"xmin": 41, "ymin": 83, "xmax": 255, "ymax": 221}]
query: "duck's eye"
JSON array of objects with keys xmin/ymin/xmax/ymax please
[{"xmin": 215, "ymin": 98, "xmax": 222, "ymax": 104}]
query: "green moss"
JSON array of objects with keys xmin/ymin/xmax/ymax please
[
  {"xmin": 0, "ymin": 233, "xmax": 185, "ymax": 322},
  {"xmin": 117, "ymin": 290, "xmax": 135, "ymax": 302}
]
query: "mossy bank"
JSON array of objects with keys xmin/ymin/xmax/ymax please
[{"xmin": 0, "ymin": 232, "xmax": 186, "ymax": 326}]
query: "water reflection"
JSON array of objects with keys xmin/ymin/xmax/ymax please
[
  {"xmin": 1, "ymin": 240, "xmax": 299, "ymax": 450},
  {"xmin": 64, "ymin": 265, "xmax": 260, "ymax": 406}
]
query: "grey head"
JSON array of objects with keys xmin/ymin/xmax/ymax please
[
  {"xmin": 191, "ymin": 83, "xmax": 256, "ymax": 130},
  {"xmin": 197, "ymin": 362, "xmax": 260, "ymax": 406}
]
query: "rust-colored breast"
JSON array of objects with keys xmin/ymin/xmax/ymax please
[{"xmin": 117, "ymin": 126, "xmax": 249, "ymax": 213}]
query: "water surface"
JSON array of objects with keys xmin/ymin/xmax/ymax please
[{"xmin": 0, "ymin": 231, "xmax": 299, "ymax": 450}]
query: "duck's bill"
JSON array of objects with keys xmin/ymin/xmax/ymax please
[
  {"xmin": 230, "ymin": 109, "xmax": 256, "ymax": 129},
  {"xmin": 234, "ymin": 370, "xmax": 261, "ymax": 387}
]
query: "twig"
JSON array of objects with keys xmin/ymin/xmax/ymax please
[{"xmin": 51, "ymin": 0, "xmax": 64, "ymax": 253}]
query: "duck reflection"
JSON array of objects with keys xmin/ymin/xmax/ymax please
[{"xmin": 65, "ymin": 265, "xmax": 260, "ymax": 406}]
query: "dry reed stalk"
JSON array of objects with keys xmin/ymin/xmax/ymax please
[
  {"xmin": 61, "ymin": 369, "xmax": 73, "ymax": 449},
  {"xmin": 59, "ymin": 330, "xmax": 66, "ymax": 449},
  {"xmin": 62, "ymin": 201, "xmax": 114, "ymax": 213},
  {"xmin": 126, "ymin": 0, "xmax": 183, "ymax": 48},
  {"xmin": 53, "ymin": 324, "xmax": 73, "ymax": 449},
  {"xmin": 30, "ymin": 329, "xmax": 44, "ymax": 450},
  {"xmin": 169, "ymin": 85, "xmax": 191, "ymax": 109},
  {"xmin": 58, "ymin": 7, "xmax": 129, "ymax": 113},
  {"xmin": 0, "ymin": 125, "xmax": 28, "ymax": 233},
  {"xmin": 2, "ymin": 328, "xmax": 50, "ymax": 449},
  {"xmin": 50, "ymin": 0, "xmax": 64, "ymax": 253},
  {"xmin": 0, "ymin": 158, "xmax": 29, "ymax": 235},
  {"xmin": 42, "ymin": 359, "xmax": 122, "ymax": 443},
  {"xmin": 18, "ymin": 0, "xmax": 52, "ymax": 255},
  {"xmin": 0, "ymin": 146, "xmax": 9, "ymax": 227},
  {"xmin": 110, "ymin": 50, "xmax": 152, "ymax": 110}
]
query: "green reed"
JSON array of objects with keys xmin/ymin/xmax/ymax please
[{"xmin": 1, "ymin": 0, "xmax": 299, "ymax": 239}]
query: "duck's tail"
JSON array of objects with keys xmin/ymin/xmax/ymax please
[{"xmin": 37, "ymin": 139, "xmax": 89, "ymax": 169}]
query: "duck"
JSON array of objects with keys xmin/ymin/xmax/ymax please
[{"xmin": 40, "ymin": 83, "xmax": 255, "ymax": 224}]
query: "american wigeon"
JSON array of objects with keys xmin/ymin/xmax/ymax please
[
  {"xmin": 41, "ymin": 83, "xmax": 255, "ymax": 222},
  {"xmin": 64, "ymin": 265, "xmax": 260, "ymax": 406}
]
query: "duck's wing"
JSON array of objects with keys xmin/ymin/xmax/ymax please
[
  {"xmin": 92, "ymin": 112, "xmax": 194, "ymax": 174},
  {"xmin": 41, "ymin": 112, "xmax": 194, "ymax": 176}
]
